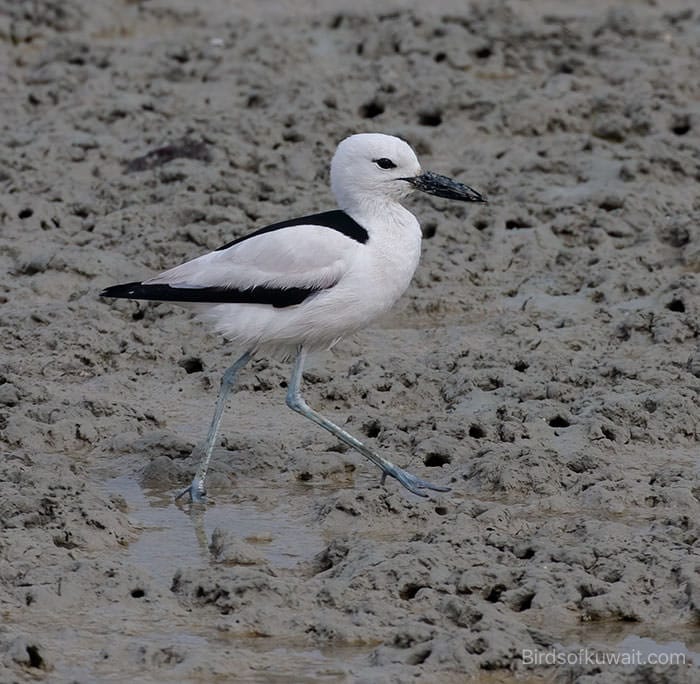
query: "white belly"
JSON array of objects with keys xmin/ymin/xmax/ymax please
[{"xmin": 201, "ymin": 207, "xmax": 423, "ymax": 352}]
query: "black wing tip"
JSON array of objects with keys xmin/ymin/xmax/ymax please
[
  {"xmin": 100, "ymin": 281, "xmax": 320, "ymax": 307},
  {"xmin": 100, "ymin": 281, "xmax": 144, "ymax": 299}
]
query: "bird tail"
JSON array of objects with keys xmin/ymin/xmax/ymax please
[
  {"xmin": 100, "ymin": 281, "xmax": 320, "ymax": 306},
  {"xmin": 100, "ymin": 281, "xmax": 172, "ymax": 301}
]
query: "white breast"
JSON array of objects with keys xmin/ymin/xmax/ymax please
[{"xmin": 200, "ymin": 203, "xmax": 423, "ymax": 353}]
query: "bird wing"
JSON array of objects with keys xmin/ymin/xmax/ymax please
[{"xmin": 144, "ymin": 223, "xmax": 354, "ymax": 292}]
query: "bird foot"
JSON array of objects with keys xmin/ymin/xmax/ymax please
[
  {"xmin": 380, "ymin": 464, "xmax": 451, "ymax": 497},
  {"xmin": 174, "ymin": 477, "xmax": 207, "ymax": 504}
]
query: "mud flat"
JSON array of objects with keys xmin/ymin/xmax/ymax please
[{"xmin": 1, "ymin": 0, "xmax": 699, "ymax": 681}]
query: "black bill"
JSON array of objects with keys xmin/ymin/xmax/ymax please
[{"xmin": 405, "ymin": 170, "xmax": 486, "ymax": 203}]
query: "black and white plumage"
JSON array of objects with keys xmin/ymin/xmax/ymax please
[{"xmin": 101, "ymin": 133, "xmax": 486, "ymax": 501}]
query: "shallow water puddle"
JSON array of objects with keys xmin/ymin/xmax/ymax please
[
  {"xmin": 617, "ymin": 634, "xmax": 699, "ymax": 665},
  {"xmin": 56, "ymin": 476, "xmax": 371, "ymax": 682},
  {"xmin": 565, "ymin": 625, "xmax": 699, "ymax": 663},
  {"xmin": 105, "ymin": 475, "xmax": 326, "ymax": 580},
  {"xmin": 531, "ymin": 619, "xmax": 699, "ymax": 667},
  {"xmin": 234, "ymin": 642, "xmax": 374, "ymax": 684},
  {"xmin": 56, "ymin": 627, "xmax": 368, "ymax": 683}
]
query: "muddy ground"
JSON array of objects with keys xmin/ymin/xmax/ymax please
[{"xmin": 1, "ymin": 0, "xmax": 699, "ymax": 681}]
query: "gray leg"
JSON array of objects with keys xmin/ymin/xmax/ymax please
[
  {"xmin": 285, "ymin": 346, "xmax": 450, "ymax": 497},
  {"xmin": 176, "ymin": 349, "xmax": 253, "ymax": 503}
]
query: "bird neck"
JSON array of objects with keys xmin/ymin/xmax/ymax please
[{"xmin": 340, "ymin": 196, "xmax": 413, "ymax": 230}]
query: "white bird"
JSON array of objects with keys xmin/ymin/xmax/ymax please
[{"xmin": 102, "ymin": 133, "xmax": 485, "ymax": 502}]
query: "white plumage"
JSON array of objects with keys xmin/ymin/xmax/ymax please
[
  {"xmin": 102, "ymin": 133, "xmax": 485, "ymax": 500},
  {"xmin": 142, "ymin": 134, "xmax": 425, "ymax": 350},
  {"xmin": 151, "ymin": 219, "xmax": 412, "ymax": 351}
]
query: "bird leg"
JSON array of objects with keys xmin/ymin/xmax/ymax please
[
  {"xmin": 176, "ymin": 348, "xmax": 254, "ymax": 503},
  {"xmin": 285, "ymin": 346, "xmax": 450, "ymax": 497}
]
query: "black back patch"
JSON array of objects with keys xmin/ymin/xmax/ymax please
[
  {"xmin": 215, "ymin": 210, "xmax": 369, "ymax": 251},
  {"xmin": 101, "ymin": 282, "xmax": 320, "ymax": 308}
]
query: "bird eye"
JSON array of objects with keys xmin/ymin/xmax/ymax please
[{"xmin": 373, "ymin": 157, "xmax": 397, "ymax": 170}]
